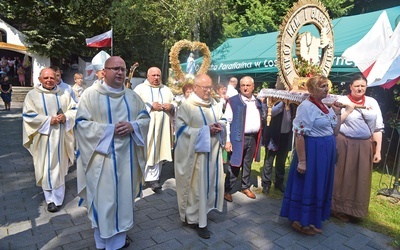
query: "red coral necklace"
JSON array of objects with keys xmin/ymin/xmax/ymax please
[
  {"xmin": 309, "ymin": 96, "xmax": 329, "ymax": 114},
  {"xmin": 347, "ymin": 94, "xmax": 365, "ymax": 106}
]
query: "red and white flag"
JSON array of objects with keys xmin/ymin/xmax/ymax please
[
  {"xmin": 341, "ymin": 11, "xmax": 393, "ymax": 76},
  {"xmin": 367, "ymin": 23, "xmax": 400, "ymax": 85},
  {"xmin": 85, "ymin": 29, "xmax": 113, "ymax": 48}
]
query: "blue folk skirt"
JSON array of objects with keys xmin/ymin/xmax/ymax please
[{"xmin": 280, "ymin": 135, "xmax": 336, "ymax": 229}]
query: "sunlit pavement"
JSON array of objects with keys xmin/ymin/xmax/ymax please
[{"xmin": 0, "ymin": 102, "xmax": 394, "ymax": 249}]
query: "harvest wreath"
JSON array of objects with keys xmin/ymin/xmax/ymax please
[{"xmin": 169, "ymin": 39, "xmax": 211, "ymax": 81}]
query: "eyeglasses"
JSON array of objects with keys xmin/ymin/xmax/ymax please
[
  {"xmin": 105, "ymin": 67, "xmax": 126, "ymax": 72},
  {"xmin": 151, "ymin": 74, "xmax": 161, "ymax": 77},
  {"xmin": 43, "ymin": 77, "xmax": 55, "ymax": 80},
  {"xmin": 195, "ymin": 84, "xmax": 213, "ymax": 91}
]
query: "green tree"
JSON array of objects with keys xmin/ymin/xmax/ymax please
[
  {"xmin": 0, "ymin": 0, "xmax": 112, "ymax": 60},
  {"xmin": 221, "ymin": 0, "xmax": 354, "ymax": 41},
  {"xmin": 2, "ymin": 0, "xmax": 396, "ymax": 69},
  {"xmin": 222, "ymin": 0, "xmax": 277, "ymax": 39},
  {"xmin": 110, "ymin": 0, "xmax": 228, "ymax": 70}
]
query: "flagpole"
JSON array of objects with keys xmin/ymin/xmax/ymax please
[{"xmin": 111, "ymin": 27, "xmax": 113, "ymax": 56}]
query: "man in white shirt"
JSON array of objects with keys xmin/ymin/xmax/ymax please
[
  {"xmin": 226, "ymin": 77, "xmax": 238, "ymax": 97},
  {"xmin": 223, "ymin": 76, "xmax": 263, "ymax": 202}
]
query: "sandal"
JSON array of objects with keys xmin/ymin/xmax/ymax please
[
  {"xmin": 309, "ymin": 224, "xmax": 323, "ymax": 234},
  {"xmin": 332, "ymin": 210, "xmax": 350, "ymax": 222},
  {"xmin": 291, "ymin": 221, "xmax": 316, "ymax": 236}
]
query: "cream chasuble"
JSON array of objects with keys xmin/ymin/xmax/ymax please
[
  {"xmin": 75, "ymin": 81, "xmax": 149, "ymax": 239},
  {"xmin": 134, "ymin": 80, "xmax": 173, "ymax": 168},
  {"xmin": 174, "ymin": 94, "xmax": 225, "ymax": 228},
  {"xmin": 22, "ymin": 85, "xmax": 76, "ymax": 190}
]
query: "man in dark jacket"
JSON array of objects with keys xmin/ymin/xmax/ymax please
[{"xmin": 261, "ymin": 101, "xmax": 293, "ymax": 194}]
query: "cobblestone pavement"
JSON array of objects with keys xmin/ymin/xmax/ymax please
[{"xmin": 0, "ymin": 102, "xmax": 395, "ymax": 250}]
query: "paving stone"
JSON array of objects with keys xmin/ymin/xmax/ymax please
[
  {"xmin": 258, "ymin": 242, "xmax": 285, "ymax": 250},
  {"xmin": 150, "ymin": 238, "xmax": 183, "ymax": 249},
  {"xmin": 55, "ymin": 222, "xmax": 92, "ymax": 237},
  {"xmin": 366, "ymin": 234, "xmax": 396, "ymax": 250},
  {"xmin": 337, "ymin": 222, "xmax": 360, "ymax": 238},
  {"xmin": 208, "ymin": 240, "xmax": 237, "ymax": 250},
  {"xmin": 37, "ymin": 232, "xmax": 82, "ymax": 249},
  {"xmin": 130, "ymin": 236, "xmax": 158, "ymax": 250},
  {"xmin": 344, "ymin": 232, "xmax": 375, "ymax": 249},
  {"xmin": 0, "ymin": 106, "xmax": 396, "ymax": 250},
  {"xmin": 273, "ymin": 231, "xmax": 304, "ymax": 248},
  {"xmin": 151, "ymin": 227, "xmax": 189, "ymax": 244},
  {"xmin": 0, "ymin": 227, "xmax": 8, "ymax": 238},
  {"xmin": 147, "ymin": 207, "xmax": 177, "ymax": 220},
  {"xmin": 7, "ymin": 220, "xmax": 32, "ymax": 234},
  {"xmin": 250, "ymin": 220, "xmax": 284, "ymax": 236},
  {"xmin": 296, "ymin": 234, "xmax": 327, "ymax": 249},
  {"xmin": 232, "ymin": 241, "xmax": 260, "ymax": 249},
  {"xmin": 320, "ymin": 232, "xmax": 351, "ymax": 249}
]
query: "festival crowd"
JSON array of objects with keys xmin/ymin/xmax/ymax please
[{"xmin": 21, "ymin": 53, "xmax": 383, "ymax": 249}]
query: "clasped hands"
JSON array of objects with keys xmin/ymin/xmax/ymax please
[
  {"xmin": 115, "ymin": 121, "xmax": 133, "ymax": 136},
  {"xmin": 209, "ymin": 123, "xmax": 222, "ymax": 137},
  {"xmin": 50, "ymin": 114, "xmax": 66, "ymax": 125},
  {"xmin": 152, "ymin": 102, "xmax": 173, "ymax": 112}
]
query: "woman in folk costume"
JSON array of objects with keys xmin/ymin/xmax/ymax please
[
  {"xmin": 280, "ymin": 75, "xmax": 342, "ymax": 235},
  {"xmin": 331, "ymin": 73, "xmax": 384, "ymax": 221}
]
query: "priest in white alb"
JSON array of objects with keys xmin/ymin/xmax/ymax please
[
  {"xmin": 75, "ymin": 56, "xmax": 149, "ymax": 249},
  {"xmin": 174, "ymin": 74, "xmax": 226, "ymax": 239},
  {"xmin": 22, "ymin": 67, "xmax": 76, "ymax": 213},
  {"xmin": 134, "ymin": 67, "xmax": 174, "ymax": 192}
]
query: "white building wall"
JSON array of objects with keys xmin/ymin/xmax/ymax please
[{"xmin": 0, "ymin": 18, "xmax": 50, "ymax": 86}]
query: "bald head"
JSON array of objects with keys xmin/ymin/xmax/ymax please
[
  {"xmin": 147, "ymin": 67, "xmax": 162, "ymax": 86},
  {"xmin": 38, "ymin": 68, "xmax": 56, "ymax": 90},
  {"xmin": 103, "ymin": 56, "xmax": 127, "ymax": 88},
  {"xmin": 194, "ymin": 74, "xmax": 213, "ymax": 101},
  {"xmin": 229, "ymin": 77, "xmax": 238, "ymax": 88},
  {"xmin": 239, "ymin": 76, "xmax": 255, "ymax": 98}
]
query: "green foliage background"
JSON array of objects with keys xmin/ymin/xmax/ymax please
[{"xmin": 0, "ymin": 0, "xmax": 398, "ymax": 69}]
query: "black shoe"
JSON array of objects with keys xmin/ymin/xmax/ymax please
[
  {"xmin": 150, "ymin": 181, "xmax": 162, "ymax": 193},
  {"xmin": 47, "ymin": 202, "xmax": 59, "ymax": 213},
  {"xmin": 262, "ymin": 186, "xmax": 270, "ymax": 194},
  {"xmin": 122, "ymin": 237, "xmax": 130, "ymax": 249},
  {"xmin": 275, "ymin": 184, "xmax": 285, "ymax": 193},
  {"xmin": 197, "ymin": 226, "xmax": 210, "ymax": 239},
  {"xmin": 116, "ymin": 237, "xmax": 130, "ymax": 249},
  {"xmin": 183, "ymin": 218, "xmax": 198, "ymax": 229}
]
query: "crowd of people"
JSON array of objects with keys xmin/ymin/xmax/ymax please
[
  {"xmin": 0, "ymin": 55, "xmax": 31, "ymax": 111},
  {"xmin": 1, "ymin": 56, "xmax": 28, "ymax": 86},
  {"xmin": 21, "ymin": 52, "xmax": 383, "ymax": 247}
]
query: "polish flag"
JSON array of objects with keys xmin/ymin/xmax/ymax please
[
  {"xmin": 341, "ymin": 11, "xmax": 393, "ymax": 76},
  {"xmin": 366, "ymin": 23, "xmax": 400, "ymax": 86},
  {"xmin": 368, "ymin": 54, "xmax": 400, "ymax": 88},
  {"xmin": 85, "ymin": 30, "xmax": 113, "ymax": 48}
]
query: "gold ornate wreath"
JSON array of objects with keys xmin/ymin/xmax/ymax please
[{"xmin": 168, "ymin": 39, "xmax": 211, "ymax": 95}]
